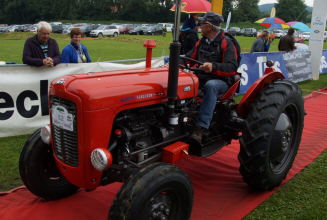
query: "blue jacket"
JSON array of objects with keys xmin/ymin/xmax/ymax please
[{"xmin": 61, "ymin": 43, "xmax": 91, "ymax": 63}]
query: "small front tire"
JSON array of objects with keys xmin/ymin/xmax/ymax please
[
  {"xmin": 109, "ymin": 162, "xmax": 193, "ymax": 220},
  {"xmin": 19, "ymin": 129, "xmax": 79, "ymax": 200}
]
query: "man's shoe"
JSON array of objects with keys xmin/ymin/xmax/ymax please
[{"xmin": 191, "ymin": 126, "xmax": 206, "ymax": 143}]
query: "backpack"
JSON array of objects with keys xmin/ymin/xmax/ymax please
[{"xmin": 220, "ymin": 32, "xmax": 241, "ymax": 66}]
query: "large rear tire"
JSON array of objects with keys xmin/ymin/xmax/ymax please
[
  {"xmin": 19, "ymin": 129, "xmax": 79, "ymax": 200},
  {"xmin": 239, "ymin": 80, "xmax": 304, "ymax": 190},
  {"xmin": 109, "ymin": 162, "xmax": 193, "ymax": 220}
]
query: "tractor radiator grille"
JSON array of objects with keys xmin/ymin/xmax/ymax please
[{"xmin": 51, "ymin": 96, "xmax": 79, "ymax": 167}]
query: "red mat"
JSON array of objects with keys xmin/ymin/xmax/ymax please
[{"xmin": 1, "ymin": 90, "xmax": 326, "ymax": 220}]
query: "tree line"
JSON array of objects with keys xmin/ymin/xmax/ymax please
[{"xmin": 0, "ymin": 0, "xmax": 309, "ymax": 25}]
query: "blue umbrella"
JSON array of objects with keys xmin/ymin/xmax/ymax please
[{"xmin": 286, "ymin": 21, "xmax": 312, "ymax": 32}]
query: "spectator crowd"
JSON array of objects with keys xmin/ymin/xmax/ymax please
[{"xmin": 23, "ymin": 21, "xmax": 91, "ymax": 67}]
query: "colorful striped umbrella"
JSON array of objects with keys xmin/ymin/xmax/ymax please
[
  {"xmin": 255, "ymin": 17, "xmax": 289, "ymax": 29},
  {"xmin": 286, "ymin": 21, "xmax": 312, "ymax": 32}
]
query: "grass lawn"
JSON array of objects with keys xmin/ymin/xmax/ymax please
[
  {"xmin": 0, "ymin": 32, "xmax": 326, "ymax": 219},
  {"xmin": 1, "ymin": 32, "xmax": 325, "ymax": 64}
]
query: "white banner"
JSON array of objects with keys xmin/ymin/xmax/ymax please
[
  {"xmin": 0, "ymin": 59, "xmax": 164, "ymax": 137},
  {"xmin": 309, "ymin": 0, "xmax": 327, "ymax": 80}
]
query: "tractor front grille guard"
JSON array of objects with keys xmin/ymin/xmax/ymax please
[{"xmin": 51, "ymin": 96, "xmax": 79, "ymax": 167}]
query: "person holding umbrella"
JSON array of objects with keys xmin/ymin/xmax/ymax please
[
  {"xmin": 179, "ymin": 13, "xmax": 199, "ymax": 55},
  {"xmin": 170, "ymin": 0, "xmax": 211, "ymax": 55}
]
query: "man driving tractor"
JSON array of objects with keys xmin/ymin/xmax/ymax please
[{"xmin": 188, "ymin": 12, "xmax": 240, "ymax": 142}]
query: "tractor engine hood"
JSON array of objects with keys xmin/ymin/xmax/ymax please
[{"xmin": 50, "ymin": 67, "xmax": 198, "ymax": 111}]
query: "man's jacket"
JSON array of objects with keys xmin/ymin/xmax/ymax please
[
  {"xmin": 189, "ymin": 31, "xmax": 239, "ymax": 84},
  {"xmin": 22, "ymin": 35, "xmax": 61, "ymax": 66}
]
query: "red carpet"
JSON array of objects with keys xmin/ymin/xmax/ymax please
[{"xmin": 0, "ymin": 90, "xmax": 326, "ymax": 220}]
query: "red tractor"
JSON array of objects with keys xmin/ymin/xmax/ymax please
[{"xmin": 19, "ymin": 2, "xmax": 304, "ymax": 220}]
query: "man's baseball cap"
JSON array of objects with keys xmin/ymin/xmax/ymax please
[{"xmin": 198, "ymin": 12, "xmax": 224, "ymax": 26}]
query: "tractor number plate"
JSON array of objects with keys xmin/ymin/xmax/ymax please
[{"xmin": 52, "ymin": 105, "xmax": 74, "ymax": 132}]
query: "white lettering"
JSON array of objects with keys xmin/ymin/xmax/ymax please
[
  {"xmin": 257, "ymin": 56, "xmax": 267, "ymax": 77},
  {"xmin": 273, "ymin": 61, "xmax": 282, "ymax": 73},
  {"xmin": 238, "ymin": 64, "xmax": 248, "ymax": 86}
]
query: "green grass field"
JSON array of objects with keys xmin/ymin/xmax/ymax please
[
  {"xmin": 0, "ymin": 32, "xmax": 326, "ymax": 219},
  {"xmin": 1, "ymin": 32, "xmax": 324, "ymax": 64}
]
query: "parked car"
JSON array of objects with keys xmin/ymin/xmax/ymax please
[
  {"xmin": 0, "ymin": 26, "xmax": 9, "ymax": 32},
  {"xmin": 144, "ymin": 25, "xmax": 164, "ymax": 35},
  {"xmin": 228, "ymin": 27, "xmax": 241, "ymax": 36},
  {"xmin": 129, "ymin": 26, "xmax": 148, "ymax": 35},
  {"xmin": 22, "ymin": 24, "xmax": 33, "ymax": 32},
  {"xmin": 158, "ymin": 23, "xmax": 174, "ymax": 32},
  {"xmin": 300, "ymin": 32, "xmax": 310, "ymax": 41},
  {"xmin": 239, "ymin": 28, "xmax": 245, "ymax": 36},
  {"xmin": 117, "ymin": 24, "xmax": 134, "ymax": 34},
  {"xmin": 84, "ymin": 24, "xmax": 100, "ymax": 37},
  {"xmin": 90, "ymin": 25, "xmax": 119, "ymax": 37},
  {"xmin": 27, "ymin": 25, "xmax": 37, "ymax": 32},
  {"xmin": 50, "ymin": 22, "xmax": 63, "ymax": 33},
  {"xmin": 273, "ymin": 29, "xmax": 286, "ymax": 38},
  {"xmin": 243, "ymin": 28, "xmax": 257, "ymax": 37},
  {"xmin": 7, "ymin": 25, "xmax": 23, "ymax": 32}
]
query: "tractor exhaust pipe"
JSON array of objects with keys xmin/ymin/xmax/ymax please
[{"xmin": 167, "ymin": 0, "xmax": 182, "ymax": 124}]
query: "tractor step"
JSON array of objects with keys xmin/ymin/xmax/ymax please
[{"xmin": 188, "ymin": 135, "xmax": 230, "ymax": 157}]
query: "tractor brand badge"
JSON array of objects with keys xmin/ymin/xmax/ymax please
[
  {"xmin": 183, "ymin": 86, "xmax": 191, "ymax": 92},
  {"xmin": 56, "ymin": 78, "xmax": 65, "ymax": 85},
  {"xmin": 121, "ymin": 92, "xmax": 164, "ymax": 102},
  {"xmin": 136, "ymin": 92, "xmax": 164, "ymax": 100}
]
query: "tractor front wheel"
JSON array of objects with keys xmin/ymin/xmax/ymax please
[
  {"xmin": 239, "ymin": 80, "xmax": 304, "ymax": 190},
  {"xmin": 19, "ymin": 129, "xmax": 79, "ymax": 200},
  {"xmin": 109, "ymin": 162, "xmax": 193, "ymax": 220}
]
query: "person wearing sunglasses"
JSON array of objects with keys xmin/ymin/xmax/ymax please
[{"xmin": 187, "ymin": 12, "xmax": 240, "ymax": 143}]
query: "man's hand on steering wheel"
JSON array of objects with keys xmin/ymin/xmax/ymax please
[
  {"xmin": 200, "ymin": 62, "xmax": 213, "ymax": 73},
  {"xmin": 179, "ymin": 55, "xmax": 206, "ymax": 73}
]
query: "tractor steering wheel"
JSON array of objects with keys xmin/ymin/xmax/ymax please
[{"xmin": 179, "ymin": 55, "xmax": 205, "ymax": 73}]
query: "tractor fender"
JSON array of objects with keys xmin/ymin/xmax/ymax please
[{"xmin": 237, "ymin": 71, "xmax": 285, "ymax": 118}]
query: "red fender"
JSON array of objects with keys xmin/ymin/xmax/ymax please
[
  {"xmin": 219, "ymin": 79, "xmax": 241, "ymax": 101},
  {"xmin": 237, "ymin": 72, "xmax": 285, "ymax": 117}
]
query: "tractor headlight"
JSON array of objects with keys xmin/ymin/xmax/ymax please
[
  {"xmin": 90, "ymin": 148, "xmax": 112, "ymax": 171},
  {"xmin": 40, "ymin": 125, "xmax": 52, "ymax": 144}
]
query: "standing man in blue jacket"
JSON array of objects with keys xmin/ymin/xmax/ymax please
[
  {"xmin": 251, "ymin": 30, "xmax": 270, "ymax": 52},
  {"xmin": 61, "ymin": 28, "xmax": 91, "ymax": 63}
]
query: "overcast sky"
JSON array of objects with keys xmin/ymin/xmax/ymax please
[{"xmin": 258, "ymin": 0, "xmax": 313, "ymax": 7}]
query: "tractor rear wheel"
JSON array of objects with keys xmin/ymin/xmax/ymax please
[
  {"xmin": 239, "ymin": 80, "xmax": 304, "ymax": 190},
  {"xmin": 109, "ymin": 162, "xmax": 193, "ymax": 220},
  {"xmin": 19, "ymin": 129, "xmax": 79, "ymax": 200}
]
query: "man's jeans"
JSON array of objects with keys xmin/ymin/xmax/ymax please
[{"xmin": 197, "ymin": 79, "xmax": 228, "ymax": 129}]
